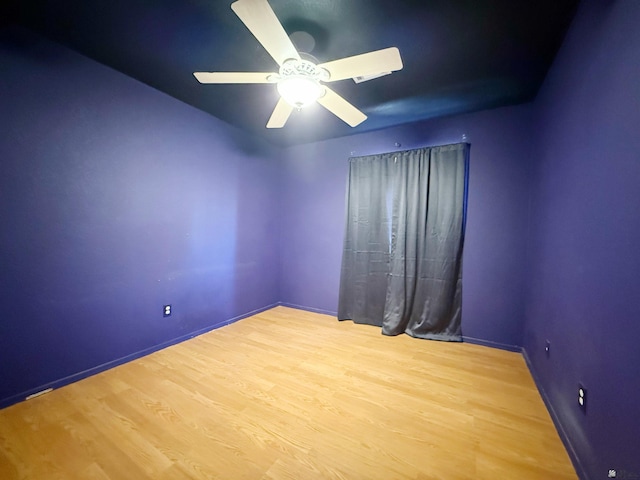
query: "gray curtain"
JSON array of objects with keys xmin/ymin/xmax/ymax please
[{"xmin": 338, "ymin": 143, "xmax": 468, "ymax": 341}]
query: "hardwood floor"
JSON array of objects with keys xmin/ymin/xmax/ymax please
[{"xmin": 0, "ymin": 306, "xmax": 577, "ymax": 479}]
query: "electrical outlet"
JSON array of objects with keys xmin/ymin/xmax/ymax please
[
  {"xmin": 578, "ymin": 383, "xmax": 587, "ymax": 412},
  {"xmin": 163, "ymin": 304, "xmax": 172, "ymax": 317}
]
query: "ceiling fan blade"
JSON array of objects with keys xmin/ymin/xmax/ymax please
[
  {"xmin": 231, "ymin": 0, "xmax": 300, "ymax": 66},
  {"xmin": 267, "ymin": 97, "xmax": 294, "ymax": 128},
  {"xmin": 317, "ymin": 87, "xmax": 367, "ymax": 127},
  {"xmin": 193, "ymin": 72, "xmax": 276, "ymax": 84},
  {"xmin": 318, "ymin": 47, "xmax": 403, "ymax": 82}
]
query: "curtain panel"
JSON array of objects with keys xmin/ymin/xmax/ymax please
[{"xmin": 338, "ymin": 143, "xmax": 469, "ymax": 341}]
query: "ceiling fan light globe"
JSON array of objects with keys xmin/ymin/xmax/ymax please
[{"xmin": 277, "ymin": 76, "xmax": 322, "ymax": 109}]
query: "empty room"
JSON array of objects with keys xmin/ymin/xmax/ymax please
[{"xmin": 1, "ymin": 0, "xmax": 638, "ymax": 479}]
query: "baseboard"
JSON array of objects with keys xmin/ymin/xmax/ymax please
[
  {"xmin": 0, "ymin": 303, "xmax": 279, "ymax": 410},
  {"xmin": 278, "ymin": 302, "xmax": 338, "ymax": 317},
  {"xmin": 522, "ymin": 348, "xmax": 588, "ymax": 480},
  {"xmin": 276, "ymin": 308, "xmax": 524, "ymax": 354},
  {"xmin": 275, "ymin": 308, "xmax": 522, "ymax": 352},
  {"xmin": 462, "ymin": 335, "xmax": 522, "ymax": 353}
]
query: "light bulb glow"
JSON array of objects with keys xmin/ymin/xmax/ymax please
[{"xmin": 277, "ymin": 76, "xmax": 323, "ymax": 109}]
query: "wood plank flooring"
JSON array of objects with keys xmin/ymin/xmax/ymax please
[{"xmin": 0, "ymin": 306, "xmax": 577, "ymax": 479}]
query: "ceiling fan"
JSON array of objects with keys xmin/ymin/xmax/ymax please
[{"xmin": 193, "ymin": 0, "xmax": 403, "ymax": 129}]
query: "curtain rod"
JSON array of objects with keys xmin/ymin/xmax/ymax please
[{"xmin": 349, "ymin": 135, "xmax": 470, "ymax": 158}]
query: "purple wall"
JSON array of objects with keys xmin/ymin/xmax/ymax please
[
  {"xmin": 523, "ymin": 0, "xmax": 640, "ymax": 478},
  {"xmin": 0, "ymin": 29, "xmax": 280, "ymax": 407},
  {"xmin": 280, "ymin": 104, "xmax": 534, "ymax": 349}
]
